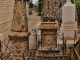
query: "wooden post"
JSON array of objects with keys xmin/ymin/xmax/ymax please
[
  {"xmin": 23, "ymin": 53, "xmax": 25, "ymax": 60},
  {"xmin": 64, "ymin": 40, "xmax": 66, "ymax": 55},
  {"xmin": 0, "ymin": 40, "xmax": 2, "ymax": 60},
  {"xmin": 62, "ymin": 33, "xmax": 67, "ymax": 56},
  {"xmin": 74, "ymin": 30, "xmax": 76, "ymax": 44},
  {"xmin": 79, "ymin": 45, "xmax": 80, "ymax": 56},
  {"xmin": 62, "ymin": 33, "xmax": 65, "ymax": 55},
  {"xmin": 0, "ymin": 40, "xmax": 1, "ymax": 53},
  {"xmin": 0, "ymin": 40, "xmax": 1, "ymax": 60}
]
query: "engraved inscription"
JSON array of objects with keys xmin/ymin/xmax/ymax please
[
  {"xmin": 46, "ymin": 35, "xmax": 52, "ymax": 44},
  {"xmin": 16, "ymin": 13, "xmax": 21, "ymax": 25},
  {"xmin": 15, "ymin": 44, "xmax": 22, "ymax": 53}
]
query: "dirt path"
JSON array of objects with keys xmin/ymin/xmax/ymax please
[
  {"xmin": 28, "ymin": 11, "xmax": 41, "ymax": 49},
  {"xmin": 28, "ymin": 11, "xmax": 41, "ymax": 32}
]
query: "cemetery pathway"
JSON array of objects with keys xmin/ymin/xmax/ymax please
[{"xmin": 28, "ymin": 11, "xmax": 41, "ymax": 49}]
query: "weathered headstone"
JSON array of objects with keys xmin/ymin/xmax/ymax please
[{"xmin": 8, "ymin": 0, "xmax": 30, "ymax": 60}]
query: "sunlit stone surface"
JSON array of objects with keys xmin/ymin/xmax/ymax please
[{"xmin": 59, "ymin": 0, "xmax": 77, "ymax": 45}]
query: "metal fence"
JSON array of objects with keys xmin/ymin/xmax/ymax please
[
  {"xmin": 71, "ymin": 46, "xmax": 80, "ymax": 60},
  {"xmin": 0, "ymin": 39, "xmax": 11, "ymax": 60}
]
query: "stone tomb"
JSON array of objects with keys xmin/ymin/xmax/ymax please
[
  {"xmin": 8, "ymin": 0, "xmax": 30, "ymax": 60},
  {"xmin": 36, "ymin": 22, "xmax": 59, "ymax": 60}
]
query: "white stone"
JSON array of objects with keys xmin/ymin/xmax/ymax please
[
  {"xmin": 62, "ymin": 0, "xmax": 75, "ymax": 23},
  {"xmin": 59, "ymin": 0, "xmax": 77, "ymax": 45}
]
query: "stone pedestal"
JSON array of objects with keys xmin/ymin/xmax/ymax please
[
  {"xmin": 9, "ymin": 32, "xmax": 30, "ymax": 60},
  {"xmin": 36, "ymin": 22, "xmax": 59, "ymax": 60},
  {"xmin": 39, "ymin": 22, "xmax": 59, "ymax": 48},
  {"xmin": 58, "ymin": 22, "xmax": 77, "ymax": 45}
]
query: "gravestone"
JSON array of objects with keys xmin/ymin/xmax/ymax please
[{"xmin": 8, "ymin": 0, "xmax": 30, "ymax": 60}]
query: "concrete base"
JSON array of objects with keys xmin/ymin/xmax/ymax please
[{"xmin": 58, "ymin": 22, "xmax": 77, "ymax": 45}]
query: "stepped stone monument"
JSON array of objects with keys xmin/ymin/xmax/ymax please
[
  {"xmin": 59, "ymin": 0, "xmax": 77, "ymax": 45},
  {"xmin": 8, "ymin": 0, "xmax": 30, "ymax": 60},
  {"xmin": 36, "ymin": 0, "xmax": 59, "ymax": 60}
]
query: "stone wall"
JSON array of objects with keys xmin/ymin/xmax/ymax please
[
  {"xmin": 0, "ymin": 0, "xmax": 15, "ymax": 33},
  {"xmin": 0, "ymin": 0, "xmax": 15, "ymax": 54},
  {"xmin": 0, "ymin": 0, "xmax": 29, "ymax": 40},
  {"xmin": 0, "ymin": 0, "xmax": 15, "ymax": 41}
]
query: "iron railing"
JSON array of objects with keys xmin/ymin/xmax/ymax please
[
  {"xmin": 0, "ymin": 39, "xmax": 11, "ymax": 60},
  {"xmin": 71, "ymin": 46, "xmax": 80, "ymax": 60},
  {"xmin": 0, "ymin": 20, "xmax": 12, "ymax": 32}
]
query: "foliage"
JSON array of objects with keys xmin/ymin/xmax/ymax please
[
  {"xmin": 70, "ymin": 0, "xmax": 80, "ymax": 24},
  {"xmin": 71, "ymin": 0, "xmax": 74, "ymax": 4},
  {"xmin": 38, "ymin": 1, "xmax": 42, "ymax": 12},
  {"xmin": 33, "ymin": 1, "xmax": 38, "ymax": 11},
  {"xmin": 38, "ymin": 0, "xmax": 42, "ymax": 2},
  {"xmin": 29, "ymin": 0, "xmax": 33, "ymax": 8},
  {"xmin": 75, "ymin": 0, "xmax": 80, "ymax": 24}
]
